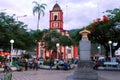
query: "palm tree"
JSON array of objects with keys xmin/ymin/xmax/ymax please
[{"xmin": 32, "ymin": 1, "xmax": 47, "ymax": 30}]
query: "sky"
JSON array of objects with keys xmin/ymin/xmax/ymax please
[{"xmin": 0, "ymin": 0, "xmax": 120, "ymax": 30}]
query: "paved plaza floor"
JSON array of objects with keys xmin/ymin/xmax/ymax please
[
  {"xmin": 97, "ymin": 70, "xmax": 120, "ymax": 80},
  {"xmin": 11, "ymin": 68, "xmax": 120, "ymax": 80},
  {"xmin": 12, "ymin": 69, "xmax": 74, "ymax": 80}
]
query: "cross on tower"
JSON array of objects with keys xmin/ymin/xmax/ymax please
[{"xmin": 56, "ymin": 0, "xmax": 58, "ymax": 3}]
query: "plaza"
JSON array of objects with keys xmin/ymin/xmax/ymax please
[
  {"xmin": 0, "ymin": 1, "xmax": 120, "ymax": 80},
  {"xmin": 3, "ymin": 68, "xmax": 119, "ymax": 80}
]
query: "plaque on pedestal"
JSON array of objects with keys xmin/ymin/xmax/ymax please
[{"xmin": 79, "ymin": 39, "xmax": 91, "ymax": 60}]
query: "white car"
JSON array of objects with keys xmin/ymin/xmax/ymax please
[{"xmin": 98, "ymin": 56, "xmax": 105, "ymax": 62}]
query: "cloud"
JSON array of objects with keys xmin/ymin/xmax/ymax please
[{"xmin": 0, "ymin": 0, "xmax": 120, "ymax": 30}]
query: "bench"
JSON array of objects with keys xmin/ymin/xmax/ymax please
[
  {"xmin": 104, "ymin": 62, "xmax": 118, "ymax": 66},
  {"xmin": 103, "ymin": 62, "xmax": 120, "ymax": 70}
]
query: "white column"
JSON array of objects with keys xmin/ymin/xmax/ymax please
[
  {"xmin": 10, "ymin": 39, "xmax": 14, "ymax": 66},
  {"xmin": 56, "ymin": 43, "xmax": 59, "ymax": 59},
  {"xmin": 108, "ymin": 41, "xmax": 112, "ymax": 58}
]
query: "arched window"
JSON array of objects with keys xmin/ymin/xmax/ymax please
[{"xmin": 54, "ymin": 15, "xmax": 57, "ymax": 21}]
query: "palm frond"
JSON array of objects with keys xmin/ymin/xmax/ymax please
[{"xmin": 32, "ymin": 1, "xmax": 39, "ymax": 5}]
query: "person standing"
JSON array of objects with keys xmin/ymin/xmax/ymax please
[
  {"xmin": 49, "ymin": 59, "xmax": 54, "ymax": 70},
  {"xmin": 55, "ymin": 61, "xmax": 59, "ymax": 70},
  {"xmin": 24, "ymin": 58, "xmax": 29, "ymax": 71},
  {"xmin": 29, "ymin": 58, "xmax": 33, "ymax": 69},
  {"xmin": 33, "ymin": 58, "xmax": 38, "ymax": 70}
]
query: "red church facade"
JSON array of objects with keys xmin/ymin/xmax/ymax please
[
  {"xmin": 50, "ymin": 3, "xmax": 63, "ymax": 29},
  {"xmin": 36, "ymin": 3, "xmax": 79, "ymax": 60}
]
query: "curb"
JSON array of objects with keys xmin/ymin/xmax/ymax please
[{"xmin": 38, "ymin": 64, "xmax": 75, "ymax": 70}]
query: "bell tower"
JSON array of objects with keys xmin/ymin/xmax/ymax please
[{"xmin": 49, "ymin": 3, "xmax": 63, "ymax": 30}]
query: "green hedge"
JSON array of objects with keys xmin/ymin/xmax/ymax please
[{"xmin": 43, "ymin": 60, "xmax": 50, "ymax": 66}]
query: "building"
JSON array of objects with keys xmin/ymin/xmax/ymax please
[
  {"xmin": 36, "ymin": 3, "xmax": 79, "ymax": 60},
  {"xmin": 115, "ymin": 48, "xmax": 120, "ymax": 56}
]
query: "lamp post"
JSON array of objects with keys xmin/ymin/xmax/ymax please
[
  {"xmin": 56, "ymin": 43, "xmax": 59, "ymax": 59},
  {"xmin": 108, "ymin": 40, "xmax": 112, "ymax": 60},
  {"xmin": 66, "ymin": 46, "xmax": 68, "ymax": 61},
  {"xmin": 97, "ymin": 46, "xmax": 101, "ymax": 54},
  {"xmin": 10, "ymin": 39, "xmax": 14, "ymax": 66}
]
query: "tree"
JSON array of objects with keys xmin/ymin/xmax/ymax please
[
  {"xmin": 59, "ymin": 35, "xmax": 73, "ymax": 46},
  {"xmin": 32, "ymin": 30, "xmax": 44, "ymax": 41},
  {"xmin": 69, "ymin": 29, "xmax": 82, "ymax": 45},
  {"xmin": 88, "ymin": 8, "xmax": 120, "ymax": 57},
  {"xmin": 43, "ymin": 30, "xmax": 61, "ymax": 51},
  {"xmin": 43, "ymin": 30, "xmax": 73, "ymax": 51},
  {"xmin": 0, "ymin": 12, "xmax": 35, "ymax": 51},
  {"xmin": 32, "ymin": 1, "xmax": 47, "ymax": 30}
]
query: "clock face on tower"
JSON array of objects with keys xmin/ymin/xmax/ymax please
[{"xmin": 54, "ymin": 22, "xmax": 58, "ymax": 28}]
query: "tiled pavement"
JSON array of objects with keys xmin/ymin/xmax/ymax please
[
  {"xmin": 1, "ymin": 67, "xmax": 120, "ymax": 80},
  {"xmin": 97, "ymin": 70, "xmax": 120, "ymax": 80},
  {"xmin": 12, "ymin": 69, "xmax": 74, "ymax": 80},
  {"xmin": 12, "ymin": 69, "xmax": 120, "ymax": 80}
]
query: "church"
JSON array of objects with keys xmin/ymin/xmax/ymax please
[{"xmin": 36, "ymin": 3, "xmax": 79, "ymax": 60}]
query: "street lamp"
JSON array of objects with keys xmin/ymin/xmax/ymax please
[
  {"xmin": 97, "ymin": 46, "xmax": 101, "ymax": 54},
  {"xmin": 56, "ymin": 43, "xmax": 59, "ymax": 59},
  {"xmin": 66, "ymin": 46, "xmax": 68, "ymax": 61},
  {"xmin": 108, "ymin": 40, "xmax": 112, "ymax": 59},
  {"xmin": 10, "ymin": 39, "xmax": 14, "ymax": 66}
]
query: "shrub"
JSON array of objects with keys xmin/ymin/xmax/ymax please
[{"xmin": 43, "ymin": 60, "xmax": 50, "ymax": 66}]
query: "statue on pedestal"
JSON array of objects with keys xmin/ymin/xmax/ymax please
[
  {"xmin": 79, "ymin": 27, "xmax": 90, "ymax": 39},
  {"xmin": 73, "ymin": 27, "xmax": 98, "ymax": 80},
  {"xmin": 79, "ymin": 27, "xmax": 91, "ymax": 60}
]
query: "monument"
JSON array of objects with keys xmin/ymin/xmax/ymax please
[{"xmin": 73, "ymin": 27, "xmax": 98, "ymax": 80}]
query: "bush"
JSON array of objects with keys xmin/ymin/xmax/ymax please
[
  {"xmin": 0, "ymin": 56, "xmax": 4, "ymax": 62},
  {"xmin": 43, "ymin": 60, "xmax": 50, "ymax": 66}
]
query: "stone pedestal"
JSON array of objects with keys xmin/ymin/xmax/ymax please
[
  {"xmin": 73, "ymin": 60, "xmax": 98, "ymax": 80},
  {"xmin": 73, "ymin": 28, "xmax": 98, "ymax": 80},
  {"xmin": 79, "ymin": 39, "xmax": 91, "ymax": 60}
]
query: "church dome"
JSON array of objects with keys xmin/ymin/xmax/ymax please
[{"xmin": 53, "ymin": 3, "xmax": 61, "ymax": 11}]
